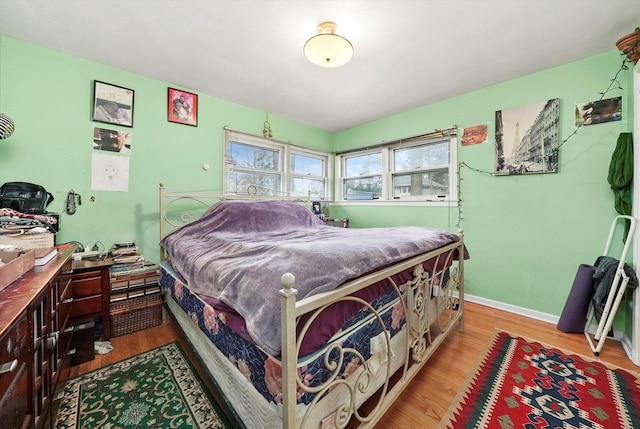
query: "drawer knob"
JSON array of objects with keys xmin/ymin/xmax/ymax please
[{"xmin": 0, "ymin": 359, "xmax": 18, "ymax": 375}]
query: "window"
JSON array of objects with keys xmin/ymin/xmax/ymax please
[
  {"xmin": 342, "ymin": 151, "xmax": 383, "ymax": 200},
  {"xmin": 224, "ymin": 130, "xmax": 331, "ymax": 199},
  {"xmin": 391, "ymin": 140, "xmax": 450, "ymax": 199},
  {"xmin": 336, "ymin": 131, "xmax": 457, "ymax": 203}
]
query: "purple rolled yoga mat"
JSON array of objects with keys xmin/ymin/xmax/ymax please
[{"xmin": 557, "ymin": 264, "xmax": 596, "ymax": 333}]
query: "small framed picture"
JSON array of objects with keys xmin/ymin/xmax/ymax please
[
  {"xmin": 575, "ymin": 96, "xmax": 622, "ymax": 127},
  {"xmin": 168, "ymin": 88, "xmax": 198, "ymax": 126},
  {"xmin": 93, "ymin": 127, "xmax": 131, "ymax": 155},
  {"xmin": 92, "ymin": 81, "xmax": 134, "ymax": 127}
]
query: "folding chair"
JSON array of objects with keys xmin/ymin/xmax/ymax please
[{"xmin": 584, "ymin": 215, "xmax": 637, "ymax": 356}]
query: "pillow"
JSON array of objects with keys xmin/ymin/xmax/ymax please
[{"xmin": 199, "ymin": 199, "xmax": 324, "ymax": 233}]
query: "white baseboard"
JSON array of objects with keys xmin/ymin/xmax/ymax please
[
  {"xmin": 621, "ymin": 333, "xmax": 640, "ymax": 365},
  {"xmin": 465, "ymin": 293, "xmax": 624, "ymax": 342}
]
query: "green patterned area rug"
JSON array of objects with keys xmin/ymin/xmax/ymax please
[{"xmin": 55, "ymin": 342, "xmax": 233, "ymax": 429}]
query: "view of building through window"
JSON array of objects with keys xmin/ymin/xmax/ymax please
[
  {"xmin": 224, "ymin": 129, "xmax": 457, "ymax": 203},
  {"xmin": 225, "ymin": 132, "xmax": 329, "ymax": 198}
]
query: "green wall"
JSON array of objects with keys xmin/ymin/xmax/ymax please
[
  {"xmin": 331, "ymin": 51, "xmax": 634, "ymax": 323},
  {"xmin": 0, "ymin": 34, "xmax": 635, "ymax": 326},
  {"xmin": 0, "ymin": 35, "xmax": 333, "ymax": 262}
]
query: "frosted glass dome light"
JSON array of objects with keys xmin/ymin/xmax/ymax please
[{"xmin": 304, "ymin": 22, "xmax": 353, "ymax": 68}]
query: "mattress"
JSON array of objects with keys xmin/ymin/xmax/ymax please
[{"xmin": 159, "ymin": 260, "xmax": 451, "ymax": 408}]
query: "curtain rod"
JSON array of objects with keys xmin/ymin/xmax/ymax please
[
  {"xmin": 223, "ymin": 126, "xmax": 297, "ymax": 148},
  {"xmin": 334, "ymin": 126, "xmax": 458, "ymax": 156}
]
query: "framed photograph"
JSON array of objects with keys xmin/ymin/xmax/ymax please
[
  {"xmin": 92, "ymin": 81, "xmax": 134, "ymax": 127},
  {"xmin": 575, "ymin": 96, "xmax": 622, "ymax": 127},
  {"xmin": 495, "ymin": 98, "xmax": 559, "ymax": 176},
  {"xmin": 461, "ymin": 124, "xmax": 488, "ymax": 146},
  {"xmin": 168, "ymin": 88, "xmax": 198, "ymax": 126},
  {"xmin": 93, "ymin": 127, "xmax": 131, "ymax": 155}
]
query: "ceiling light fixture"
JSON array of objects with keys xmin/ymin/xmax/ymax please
[{"xmin": 304, "ymin": 22, "xmax": 353, "ymax": 68}]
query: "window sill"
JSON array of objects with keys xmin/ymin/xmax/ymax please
[{"xmin": 331, "ymin": 200, "xmax": 459, "ymax": 207}]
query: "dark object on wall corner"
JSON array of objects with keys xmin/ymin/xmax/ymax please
[
  {"xmin": 557, "ymin": 264, "xmax": 596, "ymax": 333},
  {"xmin": 616, "ymin": 28, "xmax": 640, "ymax": 64},
  {"xmin": 0, "ymin": 181, "xmax": 54, "ymax": 214}
]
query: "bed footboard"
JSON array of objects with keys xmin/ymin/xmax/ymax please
[{"xmin": 280, "ymin": 235, "xmax": 465, "ymax": 429}]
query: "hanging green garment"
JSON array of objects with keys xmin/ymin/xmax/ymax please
[{"xmin": 607, "ymin": 132, "xmax": 633, "ymax": 239}]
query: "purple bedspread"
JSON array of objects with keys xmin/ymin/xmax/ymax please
[{"xmin": 160, "ymin": 199, "xmax": 460, "ymax": 355}]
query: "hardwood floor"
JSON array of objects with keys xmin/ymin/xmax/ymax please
[
  {"xmin": 69, "ymin": 302, "xmax": 638, "ymax": 428},
  {"xmin": 67, "ymin": 314, "xmax": 184, "ymax": 378}
]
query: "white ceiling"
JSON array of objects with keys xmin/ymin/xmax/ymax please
[{"xmin": 1, "ymin": 0, "xmax": 640, "ymax": 132}]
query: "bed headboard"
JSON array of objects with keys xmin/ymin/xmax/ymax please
[{"xmin": 158, "ymin": 183, "xmax": 311, "ymax": 260}]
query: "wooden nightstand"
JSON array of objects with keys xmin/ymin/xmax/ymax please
[{"xmin": 69, "ymin": 258, "xmax": 113, "ymax": 364}]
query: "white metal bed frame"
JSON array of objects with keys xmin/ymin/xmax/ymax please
[{"xmin": 158, "ymin": 183, "xmax": 465, "ymax": 428}]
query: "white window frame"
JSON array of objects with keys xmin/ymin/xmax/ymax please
[
  {"xmin": 224, "ymin": 129, "xmax": 332, "ymax": 199},
  {"xmin": 339, "ymin": 148, "xmax": 386, "ymax": 201},
  {"xmin": 335, "ymin": 132, "xmax": 458, "ymax": 205}
]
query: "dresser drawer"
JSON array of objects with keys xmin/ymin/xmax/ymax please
[
  {"xmin": 0, "ymin": 363, "xmax": 29, "ymax": 429},
  {"xmin": 0, "ymin": 312, "xmax": 29, "ymax": 427},
  {"xmin": 0, "ymin": 312, "xmax": 28, "ymax": 395},
  {"xmin": 70, "ymin": 271, "xmax": 102, "ymax": 299},
  {"xmin": 70, "ymin": 295, "xmax": 102, "ymax": 319}
]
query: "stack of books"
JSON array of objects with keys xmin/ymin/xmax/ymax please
[
  {"xmin": 110, "ymin": 273, "xmax": 161, "ymax": 302},
  {"xmin": 109, "ymin": 241, "xmax": 158, "ymax": 279},
  {"xmin": 111, "ymin": 240, "xmax": 138, "ymax": 259}
]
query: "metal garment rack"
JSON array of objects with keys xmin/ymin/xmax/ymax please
[{"xmin": 584, "ymin": 215, "xmax": 637, "ymax": 356}]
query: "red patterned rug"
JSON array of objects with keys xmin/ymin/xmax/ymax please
[{"xmin": 438, "ymin": 330, "xmax": 640, "ymax": 428}]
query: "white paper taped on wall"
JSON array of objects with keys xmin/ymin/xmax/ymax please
[{"xmin": 91, "ymin": 152, "xmax": 129, "ymax": 192}]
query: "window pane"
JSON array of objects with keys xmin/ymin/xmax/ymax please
[
  {"xmin": 345, "ymin": 153, "xmax": 382, "ymax": 176},
  {"xmin": 291, "ymin": 177, "xmax": 325, "ymax": 198},
  {"xmin": 394, "ymin": 142, "xmax": 449, "ymax": 172},
  {"xmin": 291, "ymin": 154, "xmax": 324, "ymax": 176},
  {"xmin": 392, "ymin": 169, "xmax": 449, "ymax": 197},
  {"xmin": 344, "ymin": 176, "xmax": 382, "ymax": 199},
  {"xmin": 229, "ymin": 171, "xmax": 280, "ymax": 195},
  {"xmin": 229, "ymin": 141, "xmax": 278, "ymax": 171}
]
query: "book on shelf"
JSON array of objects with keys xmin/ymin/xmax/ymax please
[
  {"xmin": 110, "ymin": 263, "xmax": 158, "ymax": 278},
  {"xmin": 110, "ymin": 291, "xmax": 129, "ymax": 302},
  {"xmin": 110, "ymin": 240, "xmax": 139, "ymax": 257},
  {"xmin": 111, "ymin": 247, "xmax": 139, "ymax": 256},
  {"xmin": 111, "ymin": 273, "xmax": 160, "ymax": 290},
  {"xmin": 34, "ymin": 247, "xmax": 58, "ymax": 266},
  {"xmin": 111, "ymin": 260, "xmax": 146, "ymax": 272},
  {"xmin": 110, "ymin": 285, "xmax": 161, "ymax": 303},
  {"xmin": 113, "ymin": 254, "xmax": 144, "ymax": 264},
  {"xmin": 113, "ymin": 240, "xmax": 136, "ymax": 248}
]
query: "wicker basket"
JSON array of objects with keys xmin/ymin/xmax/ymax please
[{"xmin": 110, "ymin": 293, "xmax": 163, "ymax": 337}]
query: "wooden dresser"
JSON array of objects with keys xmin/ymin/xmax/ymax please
[{"xmin": 0, "ymin": 247, "xmax": 74, "ymax": 429}]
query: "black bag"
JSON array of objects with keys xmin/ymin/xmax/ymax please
[{"xmin": 0, "ymin": 182, "xmax": 54, "ymax": 214}]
